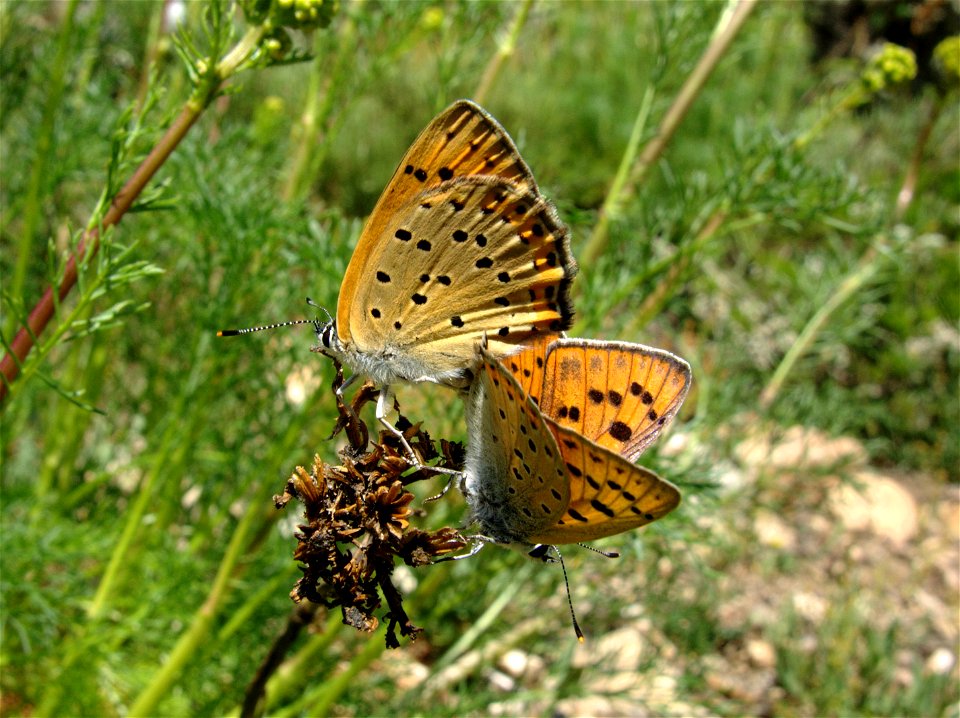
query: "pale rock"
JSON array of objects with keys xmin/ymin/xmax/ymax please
[
  {"xmin": 659, "ymin": 430, "xmax": 690, "ymax": 457},
  {"xmin": 285, "ymin": 365, "xmax": 319, "ymax": 406},
  {"xmin": 736, "ymin": 425, "xmax": 866, "ymax": 470},
  {"xmin": 754, "ymin": 510, "xmax": 797, "ymax": 550},
  {"xmin": 553, "ymin": 696, "xmax": 650, "ymax": 718},
  {"xmin": 489, "ymin": 699, "xmax": 539, "ymax": 717},
  {"xmin": 894, "ymin": 666, "xmax": 915, "ymax": 688},
  {"xmin": 830, "ymin": 471, "xmax": 919, "ymax": 547},
  {"xmin": 746, "ymin": 638, "xmax": 777, "ymax": 669},
  {"xmin": 182, "ymin": 485, "xmax": 202, "ymax": 509},
  {"xmin": 392, "ymin": 565, "xmax": 417, "ymax": 594},
  {"xmin": 572, "ymin": 625, "xmax": 644, "ymax": 671},
  {"xmin": 808, "ymin": 514, "xmax": 832, "ymax": 535},
  {"xmin": 377, "ymin": 649, "xmax": 428, "ymax": 691},
  {"xmin": 792, "ymin": 591, "xmax": 828, "ymax": 623},
  {"xmin": 717, "ymin": 463, "xmax": 751, "ymax": 492},
  {"xmin": 498, "ymin": 649, "xmax": 529, "ymax": 679},
  {"xmin": 926, "ymin": 648, "xmax": 956, "ymax": 675},
  {"xmin": 939, "ymin": 496, "xmax": 960, "ymax": 542},
  {"xmin": 487, "ymin": 669, "xmax": 515, "ymax": 693},
  {"xmin": 703, "ymin": 655, "xmax": 775, "ymax": 703},
  {"xmin": 593, "ymin": 670, "xmax": 640, "ymax": 694}
]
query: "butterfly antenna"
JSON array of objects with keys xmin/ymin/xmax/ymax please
[
  {"xmin": 305, "ymin": 297, "xmax": 333, "ymax": 324},
  {"xmin": 217, "ymin": 298, "xmax": 333, "ymax": 337},
  {"xmin": 577, "ymin": 542, "xmax": 620, "ymax": 559},
  {"xmin": 553, "ymin": 545, "xmax": 585, "ymax": 642},
  {"xmin": 216, "ymin": 319, "xmax": 315, "ymax": 337}
]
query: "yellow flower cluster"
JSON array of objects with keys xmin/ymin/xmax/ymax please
[
  {"xmin": 933, "ymin": 36, "xmax": 960, "ymax": 84},
  {"xmin": 861, "ymin": 43, "xmax": 917, "ymax": 93},
  {"xmin": 273, "ymin": 0, "xmax": 336, "ymax": 30}
]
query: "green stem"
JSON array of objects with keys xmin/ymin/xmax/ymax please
[
  {"xmin": 580, "ymin": 85, "xmax": 655, "ymax": 280},
  {"xmin": 260, "ymin": 615, "xmax": 344, "ymax": 716},
  {"xmin": 87, "ymin": 394, "xmax": 188, "ymax": 619},
  {"xmin": 472, "ymin": 0, "xmax": 534, "ymax": 104},
  {"xmin": 275, "ymin": 631, "xmax": 386, "ymax": 718},
  {"xmin": 579, "ymin": 0, "xmax": 757, "ymax": 267},
  {"xmin": 759, "ymin": 245, "xmax": 884, "ymax": 409},
  {"xmin": 128, "ymin": 481, "xmax": 269, "ymax": 716},
  {"xmin": 428, "ymin": 564, "xmax": 532, "ymax": 678},
  {"xmin": 895, "ymin": 94, "xmax": 944, "ymax": 221}
]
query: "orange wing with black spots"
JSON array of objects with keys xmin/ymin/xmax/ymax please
[
  {"xmin": 530, "ymin": 419, "xmax": 681, "ymax": 545},
  {"xmin": 464, "ymin": 344, "xmax": 682, "ymax": 547},
  {"xmin": 503, "ymin": 338, "xmax": 692, "ymax": 462},
  {"xmin": 335, "ymin": 101, "xmax": 577, "ymax": 384}
]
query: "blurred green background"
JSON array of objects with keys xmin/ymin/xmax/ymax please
[{"xmin": 2, "ymin": 1, "xmax": 958, "ymax": 716}]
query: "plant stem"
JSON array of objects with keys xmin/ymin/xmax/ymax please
[
  {"xmin": 280, "ymin": 632, "xmax": 387, "ymax": 718},
  {"xmin": 625, "ymin": 208, "xmax": 728, "ymax": 334},
  {"xmin": 128, "ymin": 482, "xmax": 268, "ymax": 716},
  {"xmin": 241, "ymin": 603, "xmax": 320, "ymax": 718},
  {"xmin": 759, "ymin": 244, "xmax": 884, "ymax": 409},
  {"xmin": 0, "ymin": 23, "xmax": 266, "ymax": 404},
  {"xmin": 579, "ymin": 0, "xmax": 757, "ymax": 267},
  {"xmin": 472, "ymin": 0, "xmax": 534, "ymax": 105},
  {"xmin": 261, "ymin": 614, "xmax": 344, "ymax": 713},
  {"xmin": 580, "ymin": 84, "xmax": 655, "ymax": 284},
  {"xmin": 8, "ymin": 0, "xmax": 78, "ymax": 332},
  {"xmin": 895, "ymin": 94, "xmax": 943, "ymax": 221}
]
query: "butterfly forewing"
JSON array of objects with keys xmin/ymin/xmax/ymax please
[
  {"xmin": 338, "ymin": 100, "xmax": 540, "ymax": 347},
  {"xmin": 529, "ymin": 420, "xmax": 681, "ymax": 545},
  {"xmin": 505, "ymin": 338, "xmax": 691, "ymax": 462},
  {"xmin": 347, "ymin": 176, "xmax": 576, "ymax": 380}
]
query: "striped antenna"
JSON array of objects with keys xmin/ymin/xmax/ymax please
[
  {"xmin": 577, "ymin": 542, "xmax": 620, "ymax": 559},
  {"xmin": 217, "ymin": 319, "xmax": 316, "ymax": 337},
  {"xmin": 217, "ymin": 298, "xmax": 332, "ymax": 337},
  {"xmin": 528, "ymin": 544, "xmax": 585, "ymax": 641}
]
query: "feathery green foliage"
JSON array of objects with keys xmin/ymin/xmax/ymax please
[{"xmin": 2, "ymin": 1, "xmax": 956, "ymax": 716}]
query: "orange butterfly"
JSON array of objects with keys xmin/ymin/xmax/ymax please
[
  {"xmin": 314, "ymin": 101, "xmax": 578, "ymax": 450},
  {"xmin": 461, "ymin": 341, "xmax": 688, "ymax": 547}
]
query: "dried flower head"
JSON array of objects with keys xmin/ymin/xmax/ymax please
[{"xmin": 275, "ymin": 358, "xmax": 465, "ymax": 647}]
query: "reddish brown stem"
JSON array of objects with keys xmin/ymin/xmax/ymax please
[{"xmin": 0, "ymin": 103, "xmax": 203, "ymax": 403}]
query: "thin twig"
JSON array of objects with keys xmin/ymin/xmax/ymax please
[
  {"xmin": 759, "ymin": 244, "xmax": 884, "ymax": 409},
  {"xmin": 895, "ymin": 95, "xmax": 944, "ymax": 221},
  {"xmin": 472, "ymin": 0, "xmax": 534, "ymax": 105},
  {"xmin": 0, "ymin": 22, "xmax": 266, "ymax": 404},
  {"xmin": 580, "ymin": 0, "xmax": 757, "ymax": 267},
  {"xmin": 241, "ymin": 603, "xmax": 320, "ymax": 718},
  {"xmin": 0, "ymin": 104, "xmax": 201, "ymax": 402}
]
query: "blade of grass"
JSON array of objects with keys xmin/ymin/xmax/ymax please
[
  {"xmin": 579, "ymin": 0, "xmax": 758, "ymax": 268},
  {"xmin": 472, "ymin": 0, "xmax": 534, "ymax": 105}
]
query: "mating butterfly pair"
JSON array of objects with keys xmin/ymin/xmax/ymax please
[{"xmin": 316, "ymin": 100, "xmax": 692, "ymax": 551}]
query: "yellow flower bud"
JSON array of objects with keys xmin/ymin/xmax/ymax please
[{"xmin": 933, "ymin": 36, "xmax": 960, "ymax": 84}]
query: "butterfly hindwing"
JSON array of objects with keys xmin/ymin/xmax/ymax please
[{"xmin": 529, "ymin": 419, "xmax": 681, "ymax": 545}]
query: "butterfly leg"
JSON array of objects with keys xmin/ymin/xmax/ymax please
[
  {"xmin": 434, "ymin": 535, "xmax": 491, "ymax": 562},
  {"xmin": 375, "ymin": 387, "xmax": 461, "ymax": 478},
  {"xmin": 334, "ymin": 372, "xmax": 359, "ymax": 403},
  {"xmin": 423, "ymin": 472, "xmax": 460, "ymax": 502}
]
